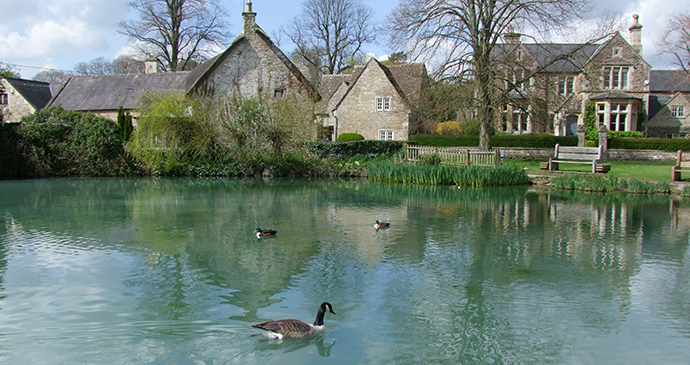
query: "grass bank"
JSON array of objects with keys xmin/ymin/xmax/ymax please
[{"xmin": 504, "ymin": 159, "xmax": 676, "ymax": 182}]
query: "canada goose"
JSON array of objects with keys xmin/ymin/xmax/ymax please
[
  {"xmin": 374, "ymin": 220, "xmax": 390, "ymax": 229},
  {"xmin": 252, "ymin": 302, "xmax": 336, "ymax": 339},
  {"xmin": 256, "ymin": 228, "xmax": 277, "ymax": 238}
]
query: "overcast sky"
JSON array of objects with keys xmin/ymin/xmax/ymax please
[{"xmin": 0, "ymin": 0, "xmax": 687, "ymax": 79}]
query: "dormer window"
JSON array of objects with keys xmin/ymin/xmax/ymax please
[
  {"xmin": 274, "ymin": 89, "xmax": 284, "ymax": 98},
  {"xmin": 603, "ymin": 66, "xmax": 629, "ymax": 89},
  {"xmin": 0, "ymin": 92, "xmax": 8, "ymax": 105},
  {"xmin": 672, "ymin": 105, "xmax": 685, "ymax": 118},
  {"xmin": 612, "ymin": 47, "xmax": 623, "ymax": 58}
]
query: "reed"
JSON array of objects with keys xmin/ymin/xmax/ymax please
[
  {"xmin": 550, "ymin": 174, "xmax": 671, "ymax": 194},
  {"xmin": 367, "ymin": 162, "xmax": 529, "ymax": 186}
]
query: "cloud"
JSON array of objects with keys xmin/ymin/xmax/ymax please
[{"xmin": 0, "ymin": 0, "xmax": 129, "ymax": 77}]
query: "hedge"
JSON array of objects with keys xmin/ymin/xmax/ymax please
[
  {"xmin": 609, "ymin": 138, "xmax": 690, "ymax": 151},
  {"xmin": 410, "ymin": 133, "xmax": 579, "ymax": 148},
  {"xmin": 305, "ymin": 140, "xmax": 404, "ymax": 158}
]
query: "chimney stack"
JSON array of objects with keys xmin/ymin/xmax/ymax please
[
  {"xmin": 629, "ymin": 14, "xmax": 643, "ymax": 56},
  {"xmin": 503, "ymin": 27, "xmax": 521, "ymax": 44},
  {"xmin": 145, "ymin": 55, "xmax": 158, "ymax": 74},
  {"xmin": 243, "ymin": 1, "xmax": 256, "ymax": 35}
]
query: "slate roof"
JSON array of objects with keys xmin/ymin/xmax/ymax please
[
  {"xmin": 589, "ymin": 92, "xmax": 642, "ymax": 100},
  {"xmin": 4, "ymin": 78, "xmax": 53, "ymax": 110},
  {"xmin": 649, "ymin": 70, "xmax": 690, "ymax": 93},
  {"xmin": 49, "ymin": 72, "xmax": 190, "ymax": 111},
  {"xmin": 494, "ymin": 43, "xmax": 602, "ymax": 73}
]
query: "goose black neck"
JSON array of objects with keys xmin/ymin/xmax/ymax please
[{"xmin": 313, "ymin": 307, "xmax": 326, "ymax": 326}]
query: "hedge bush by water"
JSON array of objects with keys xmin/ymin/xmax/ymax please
[
  {"xmin": 367, "ymin": 162, "xmax": 529, "ymax": 186},
  {"xmin": 410, "ymin": 133, "xmax": 578, "ymax": 148},
  {"xmin": 550, "ymin": 174, "xmax": 671, "ymax": 194},
  {"xmin": 305, "ymin": 140, "xmax": 404, "ymax": 158}
]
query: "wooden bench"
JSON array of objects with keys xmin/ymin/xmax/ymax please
[
  {"xmin": 672, "ymin": 150, "xmax": 690, "ymax": 181},
  {"xmin": 544, "ymin": 144, "xmax": 610, "ymax": 173}
]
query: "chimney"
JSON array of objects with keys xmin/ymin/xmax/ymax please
[
  {"xmin": 243, "ymin": 1, "xmax": 256, "ymax": 35},
  {"xmin": 145, "ymin": 55, "xmax": 158, "ymax": 74},
  {"xmin": 503, "ymin": 27, "xmax": 521, "ymax": 44},
  {"xmin": 629, "ymin": 14, "xmax": 643, "ymax": 56}
]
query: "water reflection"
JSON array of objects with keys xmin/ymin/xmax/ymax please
[{"xmin": 1, "ymin": 178, "xmax": 690, "ymax": 364}]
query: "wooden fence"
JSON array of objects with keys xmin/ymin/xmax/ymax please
[{"xmin": 406, "ymin": 146, "xmax": 502, "ymax": 167}]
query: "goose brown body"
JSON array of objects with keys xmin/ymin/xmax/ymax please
[{"xmin": 252, "ymin": 302, "xmax": 335, "ymax": 339}]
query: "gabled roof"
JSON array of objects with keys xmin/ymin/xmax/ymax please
[
  {"xmin": 185, "ymin": 25, "xmax": 319, "ymax": 98},
  {"xmin": 332, "ymin": 59, "xmax": 427, "ymax": 111},
  {"xmin": 590, "ymin": 91, "xmax": 642, "ymax": 100},
  {"xmin": 3, "ymin": 77, "xmax": 53, "ymax": 110},
  {"xmin": 649, "ymin": 70, "xmax": 690, "ymax": 93},
  {"xmin": 49, "ymin": 72, "xmax": 190, "ymax": 111}
]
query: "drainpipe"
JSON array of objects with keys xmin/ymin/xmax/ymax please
[{"xmin": 333, "ymin": 110, "xmax": 339, "ymax": 141}]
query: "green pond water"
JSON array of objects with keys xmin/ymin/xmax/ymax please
[{"xmin": 0, "ymin": 178, "xmax": 689, "ymax": 364}]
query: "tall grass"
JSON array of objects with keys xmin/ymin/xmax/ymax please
[
  {"xmin": 550, "ymin": 174, "xmax": 671, "ymax": 194},
  {"xmin": 367, "ymin": 162, "xmax": 529, "ymax": 186}
]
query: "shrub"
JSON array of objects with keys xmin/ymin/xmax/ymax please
[
  {"xmin": 367, "ymin": 162, "xmax": 529, "ymax": 186},
  {"xmin": 420, "ymin": 153, "xmax": 442, "ymax": 166},
  {"xmin": 337, "ymin": 133, "xmax": 365, "ymax": 142},
  {"xmin": 410, "ymin": 133, "xmax": 578, "ymax": 148},
  {"xmin": 436, "ymin": 121, "xmax": 462, "ymax": 135},
  {"xmin": 17, "ymin": 106, "xmax": 132, "ymax": 177},
  {"xmin": 305, "ymin": 140, "xmax": 404, "ymax": 158}
]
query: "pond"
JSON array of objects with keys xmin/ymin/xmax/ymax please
[{"xmin": 1, "ymin": 178, "xmax": 689, "ymax": 364}]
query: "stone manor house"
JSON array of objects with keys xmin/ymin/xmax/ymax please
[{"xmin": 1, "ymin": 5, "xmax": 688, "ymax": 140}]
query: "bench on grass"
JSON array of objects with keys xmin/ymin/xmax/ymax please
[
  {"xmin": 672, "ymin": 150, "xmax": 690, "ymax": 181},
  {"xmin": 543, "ymin": 144, "xmax": 610, "ymax": 173}
]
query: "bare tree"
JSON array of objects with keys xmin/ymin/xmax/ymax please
[
  {"xmin": 74, "ymin": 57, "xmax": 113, "ymax": 76},
  {"xmin": 33, "ymin": 70, "xmax": 72, "ymax": 83},
  {"xmin": 283, "ymin": 0, "xmax": 378, "ymax": 75},
  {"xmin": 111, "ymin": 55, "xmax": 145, "ymax": 74},
  {"xmin": 388, "ymin": 0, "xmax": 604, "ymax": 149},
  {"xmin": 659, "ymin": 12, "xmax": 690, "ymax": 72},
  {"xmin": 118, "ymin": 0, "xmax": 230, "ymax": 72}
]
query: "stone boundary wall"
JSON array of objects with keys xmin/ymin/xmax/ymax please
[{"xmin": 501, "ymin": 147, "xmax": 678, "ymax": 162}]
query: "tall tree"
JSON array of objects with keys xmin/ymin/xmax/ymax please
[
  {"xmin": 283, "ymin": 0, "xmax": 378, "ymax": 75},
  {"xmin": 118, "ymin": 0, "xmax": 230, "ymax": 72},
  {"xmin": 0, "ymin": 63, "xmax": 20, "ymax": 78},
  {"xmin": 74, "ymin": 57, "xmax": 113, "ymax": 75},
  {"xmin": 111, "ymin": 55, "xmax": 145, "ymax": 74},
  {"xmin": 388, "ymin": 0, "xmax": 604, "ymax": 149},
  {"xmin": 33, "ymin": 70, "xmax": 72, "ymax": 83},
  {"xmin": 659, "ymin": 12, "xmax": 690, "ymax": 72}
]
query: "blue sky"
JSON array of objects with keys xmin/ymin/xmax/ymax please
[{"xmin": 0, "ymin": 0, "xmax": 687, "ymax": 79}]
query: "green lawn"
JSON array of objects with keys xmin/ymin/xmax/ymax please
[{"xmin": 504, "ymin": 159, "xmax": 677, "ymax": 182}]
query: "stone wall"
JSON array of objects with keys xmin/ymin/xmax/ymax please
[
  {"xmin": 501, "ymin": 147, "xmax": 678, "ymax": 162},
  {"xmin": 0, "ymin": 79, "xmax": 36, "ymax": 123}
]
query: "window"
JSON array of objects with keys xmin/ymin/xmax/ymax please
[
  {"xmin": 597, "ymin": 102, "xmax": 635, "ymax": 132},
  {"xmin": 558, "ymin": 76, "xmax": 574, "ymax": 96},
  {"xmin": 604, "ymin": 66, "xmax": 629, "ymax": 89},
  {"xmin": 379, "ymin": 130, "xmax": 394, "ymax": 140},
  {"xmin": 672, "ymin": 105, "xmax": 685, "ymax": 118},
  {"xmin": 376, "ymin": 97, "xmax": 390, "ymax": 111},
  {"xmin": 274, "ymin": 89, "xmax": 284, "ymax": 98},
  {"xmin": 612, "ymin": 47, "xmax": 623, "ymax": 58},
  {"xmin": 512, "ymin": 107, "xmax": 528, "ymax": 133},
  {"xmin": 0, "ymin": 92, "xmax": 7, "ymax": 105}
]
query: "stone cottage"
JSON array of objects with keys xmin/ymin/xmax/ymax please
[
  {"xmin": 47, "ymin": 1, "xmax": 317, "ymax": 122},
  {"xmin": 317, "ymin": 58, "xmax": 428, "ymax": 141},
  {"xmin": 645, "ymin": 70, "xmax": 690, "ymax": 137},
  {"xmin": 0, "ymin": 77, "xmax": 53, "ymax": 123}
]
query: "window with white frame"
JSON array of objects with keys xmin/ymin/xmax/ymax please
[
  {"xmin": 609, "ymin": 103, "xmax": 628, "ymax": 131},
  {"xmin": 597, "ymin": 102, "xmax": 635, "ymax": 132},
  {"xmin": 379, "ymin": 130, "xmax": 393, "ymax": 140},
  {"xmin": 0, "ymin": 92, "xmax": 8, "ymax": 105},
  {"xmin": 672, "ymin": 105, "xmax": 685, "ymax": 118},
  {"xmin": 376, "ymin": 97, "xmax": 390, "ymax": 111},
  {"xmin": 603, "ymin": 66, "xmax": 629, "ymax": 89},
  {"xmin": 558, "ymin": 76, "xmax": 574, "ymax": 96}
]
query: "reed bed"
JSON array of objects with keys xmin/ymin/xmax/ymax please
[
  {"xmin": 367, "ymin": 162, "xmax": 530, "ymax": 186},
  {"xmin": 550, "ymin": 174, "xmax": 671, "ymax": 194}
]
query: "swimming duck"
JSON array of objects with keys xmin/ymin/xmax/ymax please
[
  {"xmin": 252, "ymin": 302, "xmax": 336, "ymax": 339},
  {"xmin": 256, "ymin": 228, "xmax": 277, "ymax": 238},
  {"xmin": 374, "ymin": 220, "xmax": 390, "ymax": 229}
]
